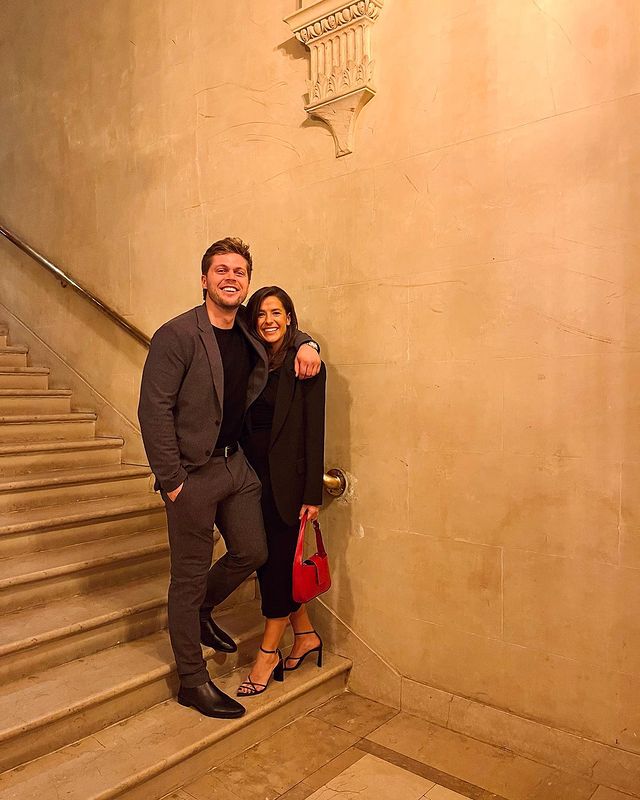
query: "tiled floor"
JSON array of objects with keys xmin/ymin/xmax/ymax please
[
  {"xmin": 301, "ymin": 753, "xmax": 463, "ymax": 799},
  {"xmin": 169, "ymin": 693, "xmax": 639, "ymax": 800}
]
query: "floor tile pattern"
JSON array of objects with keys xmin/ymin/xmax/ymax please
[
  {"xmin": 305, "ymin": 753, "xmax": 434, "ymax": 799},
  {"xmin": 170, "ymin": 692, "xmax": 640, "ymax": 800}
]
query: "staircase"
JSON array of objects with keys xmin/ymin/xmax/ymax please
[{"xmin": 0, "ymin": 322, "xmax": 350, "ymax": 799}]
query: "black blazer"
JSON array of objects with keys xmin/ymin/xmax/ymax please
[
  {"xmin": 245, "ymin": 348, "xmax": 326, "ymax": 527},
  {"xmin": 138, "ymin": 304, "xmax": 311, "ymax": 493}
]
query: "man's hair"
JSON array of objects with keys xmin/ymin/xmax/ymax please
[{"xmin": 201, "ymin": 237, "xmax": 253, "ymax": 278}]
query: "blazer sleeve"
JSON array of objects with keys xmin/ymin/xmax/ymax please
[
  {"xmin": 302, "ymin": 362, "xmax": 326, "ymax": 506},
  {"xmin": 292, "ymin": 328, "xmax": 317, "ymax": 351},
  {"xmin": 137, "ymin": 324, "xmax": 189, "ymax": 493}
]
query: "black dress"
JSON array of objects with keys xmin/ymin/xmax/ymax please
[{"xmin": 243, "ymin": 368, "xmax": 302, "ymax": 619}]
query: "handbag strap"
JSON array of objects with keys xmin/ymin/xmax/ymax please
[
  {"xmin": 294, "ymin": 511, "xmax": 327, "ymax": 564},
  {"xmin": 311, "ymin": 519, "xmax": 327, "ymax": 557},
  {"xmin": 294, "ymin": 510, "xmax": 308, "ymax": 567}
]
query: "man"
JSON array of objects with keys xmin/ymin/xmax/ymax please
[{"xmin": 138, "ymin": 237, "xmax": 320, "ymax": 719}]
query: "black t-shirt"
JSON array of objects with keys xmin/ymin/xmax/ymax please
[
  {"xmin": 242, "ymin": 368, "xmax": 281, "ymax": 482},
  {"xmin": 212, "ymin": 323, "xmax": 253, "ymax": 448},
  {"xmin": 250, "ymin": 368, "xmax": 280, "ymax": 432}
]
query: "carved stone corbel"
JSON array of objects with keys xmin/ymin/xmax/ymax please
[{"xmin": 284, "ymin": 0, "xmax": 384, "ymax": 157}]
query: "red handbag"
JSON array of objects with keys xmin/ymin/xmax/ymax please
[{"xmin": 292, "ymin": 511, "xmax": 331, "ymax": 603}]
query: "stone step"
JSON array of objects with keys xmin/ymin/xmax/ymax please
[
  {"xmin": 0, "ymin": 437, "xmax": 124, "ymax": 477},
  {"xmin": 0, "ymin": 528, "xmax": 169, "ymax": 613},
  {"xmin": 0, "ymin": 602, "xmax": 266, "ymax": 772},
  {"xmin": 0, "ymin": 367, "xmax": 49, "ymax": 390},
  {"xmin": 0, "ymin": 574, "xmax": 255, "ymax": 686},
  {"xmin": 0, "ymin": 412, "xmax": 97, "ymax": 442},
  {"xmin": 0, "ymin": 574, "xmax": 168, "ymax": 684},
  {"xmin": 0, "ymin": 491, "xmax": 165, "ymax": 557},
  {"xmin": 0, "ymin": 464, "xmax": 152, "ymax": 512},
  {"xmin": 0, "ymin": 388, "xmax": 71, "ymax": 415},
  {"xmin": 0, "ymin": 345, "xmax": 28, "ymax": 367},
  {"xmin": 0, "ymin": 649, "xmax": 349, "ymax": 799}
]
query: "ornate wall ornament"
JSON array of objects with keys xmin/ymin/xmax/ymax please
[{"xmin": 285, "ymin": 0, "xmax": 384, "ymax": 157}]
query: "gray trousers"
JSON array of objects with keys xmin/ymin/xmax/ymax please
[{"xmin": 162, "ymin": 449, "xmax": 267, "ymax": 687}]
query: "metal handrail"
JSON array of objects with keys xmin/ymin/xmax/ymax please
[
  {"xmin": 0, "ymin": 223, "xmax": 150, "ymax": 347},
  {"xmin": 0, "ymin": 222, "xmax": 348, "ymax": 495}
]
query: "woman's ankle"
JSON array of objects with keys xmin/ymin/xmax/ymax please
[{"xmin": 292, "ymin": 630, "xmax": 318, "ymax": 640}]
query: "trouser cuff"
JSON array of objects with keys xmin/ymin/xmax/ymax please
[{"xmin": 179, "ymin": 670, "xmax": 210, "ymax": 689}]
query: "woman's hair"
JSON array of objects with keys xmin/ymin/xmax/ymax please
[{"xmin": 246, "ymin": 286, "xmax": 299, "ymax": 370}]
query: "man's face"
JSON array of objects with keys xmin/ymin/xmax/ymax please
[{"xmin": 202, "ymin": 253, "xmax": 250, "ymax": 310}]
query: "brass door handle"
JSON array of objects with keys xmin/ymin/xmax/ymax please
[{"xmin": 323, "ymin": 468, "xmax": 347, "ymax": 497}]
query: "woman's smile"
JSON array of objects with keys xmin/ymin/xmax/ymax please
[{"xmin": 257, "ymin": 296, "xmax": 290, "ymax": 351}]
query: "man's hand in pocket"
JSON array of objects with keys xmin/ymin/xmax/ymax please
[{"xmin": 168, "ymin": 482, "xmax": 184, "ymax": 502}]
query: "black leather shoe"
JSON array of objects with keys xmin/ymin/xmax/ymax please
[
  {"xmin": 177, "ymin": 680, "xmax": 245, "ymax": 718},
  {"xmin": 200, "ymin": 616, "xmax": 238, "ymax": 653}
]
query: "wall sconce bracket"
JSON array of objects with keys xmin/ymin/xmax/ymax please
[{"xmin": 285, "ymin": 0, "xmax": 384, "ymax": 157}]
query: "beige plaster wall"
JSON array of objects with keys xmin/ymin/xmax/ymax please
[{"xmin": 1, "ymin": 0, "xmax": 639, "ymax": 757}]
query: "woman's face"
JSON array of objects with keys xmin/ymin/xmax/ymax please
[{"xmin": 256, "ymin": 295, "xmax": 291, "ymax": 351}]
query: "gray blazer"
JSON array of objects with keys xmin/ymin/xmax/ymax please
[{"xmin": 138, "ymin": 303, "xmax": 310, "ymax": 493}]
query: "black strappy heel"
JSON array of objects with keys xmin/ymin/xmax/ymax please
[
  {"xmin": 284, "ymin": 630, "xmax": 323, "ymax": 672},
  {"xmin": 237, "ymin": 646, "xmax": 284, "ymax": 697}
]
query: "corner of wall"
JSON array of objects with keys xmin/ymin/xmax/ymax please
[{"xmin": 312, "ymin": 596, "xmax": 402, "ymax": 709}]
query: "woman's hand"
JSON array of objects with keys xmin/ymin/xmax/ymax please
[{"xmin": 300, "ymin": 504, "xmax": 320, "ymax": 521}]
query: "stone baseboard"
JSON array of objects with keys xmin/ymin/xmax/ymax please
[{"xmin": 402, "ymin": 678, "xmax": 640, "ymax": 797}]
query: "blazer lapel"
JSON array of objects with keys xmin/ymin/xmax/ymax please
[
  {"xmin": 269, "ymin": 351, "xmax": 296, "ymax": 449},
  {"xmin": 195, "ymin": 304, "xmax": 224, "ymax": 408},
  {"xmin": 236, "ymin": 313, "xmax": 269, "ymax": 410}
]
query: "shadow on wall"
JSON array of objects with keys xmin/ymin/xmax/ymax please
[
  {"xmin": 310, "ymin": 356, "xmax": 403, "ymax": 706},
  {"xmin": 276, "ymin": 31, "xmax": 330, "ymax": 141},
  {"xmin": 277, "ymin": 33, "xmax": 307, "ymax": 62},
  {"xmin": 313, "ymin": 359, "xmax": 357, "ymax": 643},
  {"xmin": 308, "ymin": 360, "xmax": 356, "ymax": 659}
]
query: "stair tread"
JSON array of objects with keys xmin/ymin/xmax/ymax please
[
  {"xmin": 0, "ymin": 491, "xmax": 163, "ymax": 535},
  {"xmin": 0, "ymin": 463, "xmax": 151, "ymax": 492},
  {"xmin": 0, "ymin": 437, "xmax": 124, "ymax": 456},
  {"xmin": 0, "ymin": 367, "xmax": 49, "ymax": 375},
  {"xmin": 0, "ymin": 389, "xmax": 71, "ymax": 397},
  {"xmin": 0, "ymin": 345, "xmax": 27, "ymax": 354},
  {"xmin": 0, "ymin": 412, "xmax": 96, "ymax": 423},
  {"xmin": 0, "ymin": 528, "xmax": 167, "ymax": 586},
  {"xmin": 0, "ymin": 602, "xmax": 260, "ymax": 738},
  {"xmin": 0, "ymin": 574, "xmax": 168, "ymax": 658},
  {"xmin": 0, "ymin": 650, "xmax": 349, "ymax": 800}
]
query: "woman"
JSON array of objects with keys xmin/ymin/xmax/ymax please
[{"xmin": 237, "ymin": 286, "xmax": 326, "ymax": 696}]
